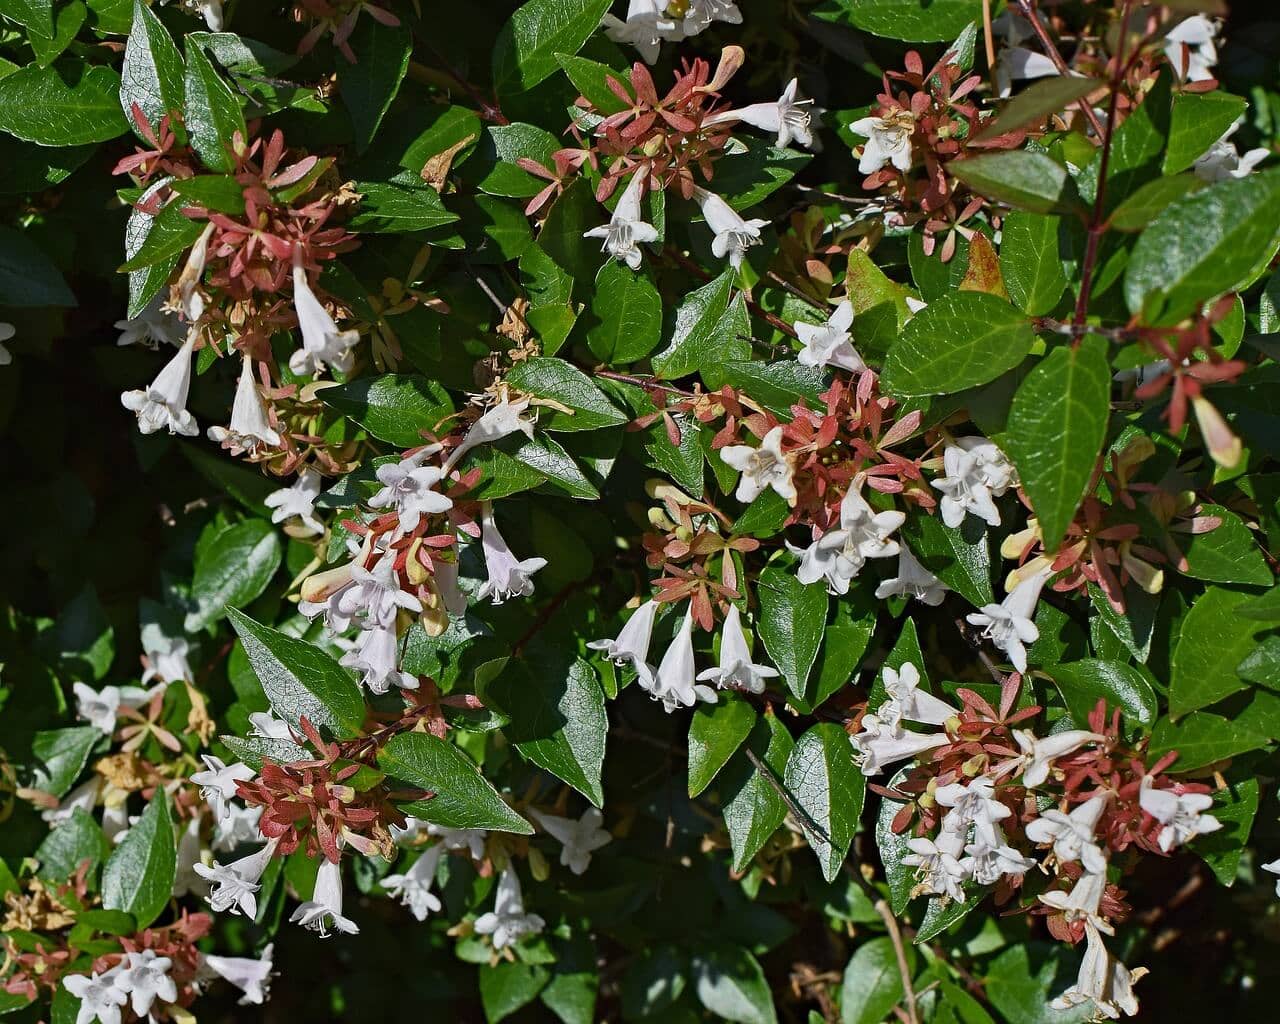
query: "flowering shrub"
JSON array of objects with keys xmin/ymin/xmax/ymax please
[{"xmin": 1, "ymin": 0, "xmax": 1279, "ymax": 1021}]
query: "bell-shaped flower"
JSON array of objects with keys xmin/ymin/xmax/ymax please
[
  {"xmin": 195, "ymin": 838, "xmax": 278, "ymax": 918},
  {"xmin": 584, "ymin": 170, "xmax": 659, "ymax": 269},
  {"xmin": 341, "ymin": 622, "xmax": 418, "ymax": 694},
  {"xmin": 720, "ymin": 425, "xmax": 796, "ymax": 505},
  {"xmin": 696, "ymin": 604, "xmax": 778, "ymax": 694},
  {"xmin": 1138, "ymin": 779, "xmax": 1222, "ymax": 852},
  {"xmin": 290, "ymin": 857, "xmax": 360, "ymax": 936},
  {"xmin": 1039, "ymin": 868, "xmax": 1110, "ymax": 932},
  {"xmin": 794, "ymin": 299, "xmax": 864, "ymax": 372},
  {"xmin": 994, "ymin": 46, "xmax": 1061, "ymax": 98},
  {"xmin": 587, "ymin": 598, "xmax": 658, "ymax": 687},
  {"xmin": 1013, "ymin": 729, "xmax": 1104, "ymax": 788},
  {"xmin": 602, "ymin": 0, "xmax": 682, "ymax": 64},
  {"xmin": 191, "ymin": 755, "xmax": 256, "ymax": 821},
  {"xmin": 369, "ymin": 448, "xmax": 452, "ymax": 534},
  {"xmin": 1163, "ymin": 14, "xmax": 1218, "ymax": 82},
  {"xmin": 849, "ymin": 114, "xmax": 913, "ymax": 174},
  {"xmin": 693, "ymin": 187, "xmax": 768, "ymax": 269},
  {"xmin": 43, "ymin": 777, "xmax": 101, "ymax": 827},
  {"xmin": 208, "ymin": 355, "xmax": 281, "ymax": 452},
  {"xmin": 1194, "ymin": 118, "xmax": 1269, "ymax": 183},
  {"xmin": 115, "ymin": 294, "xmax": 185, "ymax": 349},
  {"xmin": 427, "ymin": 823, "xmax": 488, "ymax": 860},
  {"xmin": 1262, "ymin": 858, "xmax": 1280, "ymax": 897},
  {"xmin": 646, "ymin": 607, "xmax": 717, "ymax": 712},
  {"xmin": 337, "ymin": 553, "xmax": 423, "ymax": 629},
  {"xmin": 1025, "ymin": 795, "xmax": 1109, "ymax": 875},
  {"xmin": 1050, "ymin": 920, "xmax": 1145, "ymax": 1018},
  {"xmin": 877, "ymin": 662, "xmax": 956, "ymax": 729},
  {"xmin": 476, "ymin": 504, "xmax": 546, "ymax": 604},
  {"xmin": 72, "ymin": 682, "xmax": 160, "ymax": 736},
  {"xmin": 902, "ymin": 832, "xmax": 968, "ymax": 902},
  {"xmin": 63, "ymin": 969, "xmax": 127, "ymax": 1024},
  {"xmin": 265, "ymin": 468, "xmax": 326, "ymax": 536},
  {"xmin": 212, "ymin": 801, "xmax": 264, "ymax": 853},
  {"xmin": 933, "ymin": 437, "xmax": 1016, "ymax": 528},
  {"xmin": 248, "ymin": 711, "xmax": 293, "ymax": 741},
  {"xmin": 174, "ymin": 223, "xmax": 214, "ymax": 322},
  {"xmin": 875, "ymin": 547, "xmax": 948, "ymax": 606},
  {"xmin": 288, "ymin": 252, "xmax": 359, "ymax": 376},
  {"xmin": 381, "ymin": 846, "xmax": 444, "ymax": 921},
  {"xmin": 707, "ymin": 78, "xmax": 816, "ymax": 149},
  {"xmin": 443, "ymin": 396, "xmax": 536, "ymax": 473},
  {"xmin": 473, "ymin": 866, "xmax": 545, "ymax": 949},
  {"xmin": 935, "ymin": 776, "xmax": 1012, "ymax": 843},
  {"xmin": 114, "ymin": 950, "xmax": 178, "ymax": 1017},
  {"xmin": 121, "ymin": 336, "xmax": 199, "ymax": 436},
  {"xmin": 792, "ymin": 486, "xmax": 904, "ymax": 595},
  {"xmin": 141, "ymin": 622, "xmax": 193, "ymax": 685},
  {"xmin": 965, "ymin": 571, "xmax": 1046, "ymax": 673},
  {"xmin": 850, "ymin": 714, "xmax": 948, "ymax": 776},
  {"xmin": 961, "ymin": 832, "xmax": 1035, "ymax": 886},
  {"xmin": 531, "ymin": 807, "xmax": 612, "ymax": 875},
  {"xmin": 201, "ymin": 944, "xmax": 274, "ymax": 1006}
]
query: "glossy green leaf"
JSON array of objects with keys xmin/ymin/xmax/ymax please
[
  {"xmin": 492, "ymin": 0, "xmax": 613, "ymax": 96},
  {"xmin": 183, "ymin": 39, "xmax": 245, "ymax": 172},
  {"xmin": 841, "ymin": 937, "xmax": 913, "ymax": 1024},
  {"xmin": 691, "ymin": 944, "xmax": 778, "ymax": 1024},
  {"xmin": 949, "ymin": 151, "xmax": 1081, "ymax": 215},
  {"xmin": 184, "ymin": 519, "xmax": 282, "ymax": 631},
  {"xmin": 652, "ymin": 270, "xmax": 738, "ymax": 380},
  {"xmin": 687, "ymin": 698, "xmax": 756, "ymax": 797},
  {"xmin": 586, "ymin": 260, "xmax": 662, "ymax": 364},
  {"xmin": 101, "ymin": 790, "xmax": 175, "ymax": 928},
  {"xmin": 1169, "ymin": 587, "xmax": 1265, "ymax": 717},
  {"xmin": 999, "ymin": 212, "xmax": 1066, "ymax": 316},
  {"xmin": 721, "ymin": 714, "xmax": 795, "ymax": 872},
  {"xmin": 1176, "ymin": 505, "xmax": 1272, "ymax": 586},
  {"xmin": 899, "ymin": 512, "xmax": 993, "ymax": 608},
  {"xmin": 0, "ymin": 63, "xmax": 128, "ymax": 145},
  {"xmin": 831, "ymin": 0, "xmax": 981, "ymax": 42},
  {"xmin": 1164, "ymin": 90, "xmax": 1247, "ymax": 175},
  {"xmin": 506, "ymin": 357, "xmax": 626, "ymax": 431},
  {"xmin": 783, "ymin": 723, "xmax": 864, "ymax": 881},
  {"xmin": 349, "ymin": 182, "xmax": 460, "ymax": 233},
  {"xmin": 757, "ymin": 565, "xmax": 828, "ymax": 700},
  {"xmin": 120, "ymin": 0, "xmax": 184, "ymax": 136},
  {"xmin": 29, "ymin": 726, "xmax": 99, "ymax": 797},
  {"xmin": 1049, "ymin": 659, "xmax": 1158, "ymax": 727},
  {"xmin": 340, "ymin": 17, "xmax": 411, "ymax": 152},
  {"xmin": 324, "ymin": 373, "xmax": 455, "ymax": 447}
]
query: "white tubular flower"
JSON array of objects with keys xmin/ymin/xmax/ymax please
[
  {"xmin": 1163, "ymin": 14, "xmax": 1218, "ymax": 83},
  {"xmin": 602, "ymin": 0, "xmax": 680, "ymax": 64},
  {"xmin": 1138, "ymin": 779, "xmax": 1222, "ymax": 852},
  {"xmin": 290, "ymin": 857, "xmax": 360, "ymax": 936},
  {"xmin": 878, "ymin": 662, "xmax": 957, "ymax": 729},
  {"xmin": 1013, "ymin": 729, "xmax": 1104, "ymax": 788},
  {"xmin": 115, "ymin": 294, "xmax": 185, "ymax": 349},
  {"xmin": 1025, "ymin": 795, "xmax": 1109, "ymax": 875},
  {"xmin": 212, "ymin": 802, "xmax": 264, "ymax": 853},
  {"xmin": 647, "ymin": 607, "xmax": 717, "ymax": 712},
  {"xmin": 63, "ymin": 969, "xmax": 127, "ymax": 1024},
  {"xmin": 73, "ymin": 683, "xmax": 154, "ymax": 736},
  {"xmin": 966, "ymin": 570, "xmax": 1047, "ymax": 674},
  {"xmin": 1050, "ymin": 920, "xmax": 1146, "ymax": 1019},
  {"xmin": 42, "ymin": 777, "xmax": 101, "ymax": 826},
  {"xmin": 961, "ymin": 833, "xmax": 1035, "ymax": 885},
  {"xmin": 191, "ymin": 756, "xmax": 256, "ymax": 821},
  {"xmin": 443, "ymin": 396, "xmax": 536, "ymax": 473},
  {"xmin": 707, "ymin": 78, "xmax": 816, "ymax": 149},
  {"xmin": 174, "ymin": 222, "xmax": 214, "ymax": 322},
  {"xmin": 902, "ymin": 832, "xmax": 968, "ymax": 902},
  {"xmin": 194, "ymin": 0, "xmax": 224, "ymax": 30},
  {"xmin": 114, "ymin": 950, "xmax": 178, "ymax": 1018},
  {"xmin": 173, "ymin": 817, "xmax": 205, "ymax": 898},
  {"xmin": 792, "ymin": 485, "xmax": 905, "ymax": 595},
  {"xmin": 681, "ymin": 0, "xmax": 742, "ymax": 35},
  {"xmin": 141, "ymin": 623, "xmax": 193, "ymax": 685},
  {"xmin": 933, "ymin": 436, "xmax": 1016, "ymax": 528},
  {"xmin": 337, "ymin": 554, "xmax": 423, "ymax": 629},
  {"xmin": 696, "ymin": 604, "xmax": 778, "ymax": 695},
  {"xmin": 476, "ymin": 504, "xmax": 546, "ymax": 604},
  {"xmin": 849, "ymin": 114, "xmax": 913, "ymax": 174},
  {"xmin": 1193, "ymin": 119, "xmax": 1269, "ymax": 183},
  {"xmin": 1039, "ymin": 868, "xmax": 1110, "ymax": 932},
  {"xmin": 195, "ymin": 839, "xmax": 278, "ymax": 918},
  {"xmin": 794, "ymin": 300, "xmax": 864, "ymax": 372},
  {"xmin": 120, "ymin": 336, "xmax": 199, "ymax": 436},
  {"xmin": 474, "ymin": 866, "xmax": 546, "ymax": 949},
  {"xmin": 248, "ymin": 711, "xmax": 293, "ymax": 741},
  {"xmin": 584, "ymin": 170, "xmax": 659, "ymax": 269},
  {"xmin": 208, "ymin": 355, "xmax": 282, "ymax": 452},
  {"xmin": 994, "ymin": 46, "xmax": 1061, "ymax": 98},
  {"xmin": 265, "ymin": 467, "xmax": 326, "ymax": 536},
  {"xmin": 875, "ymin": 548, "xmax": 948, "ymax": 606},
  {"xmin": 369, "ymin": 448, "xmax": 452, "ymax": 534},
  {"xmin": 427, "ymin": 823, "xmax": 488, "ymax": 860},
  {"xmin": 202, "ymin": 944, "xmax": 274, "ymax": 1006},
  {"xmin": 288, "ymin": 252, "xmax": 359, "ymax": 377},
  {"xmin": 935, "ymin": 777, "xmax": 1012, "ymax": 843},
  {"xmin": 588, "ymin": 598, "xmax": 659, "ymax": 687},
  {"xmin": 531, "ymin": 807, "xmax": 612, "ymax": 875},
  {"xmin": 341, "ymin": 622, "xmax": 418, "ymax": 694},
  {"xmin": 692, "ymin": 187, "xmax": 768, "ymax": 269},
  {"xmin": 382, "ymin": 845, "xmax": 444, "ymax": 921},
  {"xmin": 720, "ymin": 425, "xmax": 796, "ymax": 505},
  {"xmin": 1262, "ymin": 858, "xmax": 1280, "ymax": 897},
  {"xmin": 850, "ymin": 714, "xmax": 948, "ymax": 777}
]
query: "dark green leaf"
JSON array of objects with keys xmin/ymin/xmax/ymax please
[
  {"xmin": 1169, "ymin": 587, "xmax": 1264, "ymax": 717},
  {"xmin": 340, "ymin": 17, "xmax": 411, "ymax": 153},
  {"xmin": 652, "ymin": 271, "xmax": 738, "ymax": 380},
  {"xmin": 29, "ymin": 727, "xmax": 99, "ymax": 797},
  {"xmin": 721, "ymin": 714, "xmax": 795, "ymax": 872},
  {"xmin": 1176, "ymin": 504, "xmax": 1272, "ymax": 586},
  {"xmin": 756, "ymin": 565, "xmax": 827, "ymax": 701},
  {"xmin": 783, "ymin": 723, "xmax": 864, "ymax": 881},
  {"xmin": 586, "ymin": 260, "xmax": 662, "ymax": 364},
  {"xmin": 973, "ymin": 77, "xmax": 1101, "ymax": 143},
  {"xmin": 323, "ymin": 373, "xmax": 455, "ymax": 447},
  {"xmin": 899, "ymin": 513, "xmax": 993, "ymax": 608},
  {"xmin": 349, "ymin": 182, "xmax": 459, "ymax": 233},
  {"xmin": 183, "ymin": 40, "xmax": 245, "ymax": 172},
  {"xmin": 120, "ymin": 0, "xmax": 184, "ymax": 136},
  {"xmin": 831, "ymin": 0, "xmax": 982, "ymax": 42},
  {"xmin": 555, "ymin": 52, "xmax": 630, "ymax": 114},
  {"xmin": 480, "ymin": 961, "xmax": 551, "ymax": 1023},
  {"xmin": 949, "ymin": 151, "xmax": 1081, "ymax": 215},
  {"xmin": 841, "ymin": 937, "xmax": 913, "ymax": 1024},
  {"xmin": 506, "ymin": 357, "xmax": 626, "ymax": 431},
  {"xmin": 1049, "ymin": 659, "xmax": 1158, "ymax": 727},
  {"xmin": 688, "ymin": 698, "xmax": 756, "ymax": 797},
  {"xmin": 36, "ymin": 808, "xmax": 108, "ymax": 882},
  {"xmin": 691, "ymin": 944, "xmax": 778, "ymax": 1024},
  {"xmin": 184, "ymin": 520, "xmax": 282, "ymax": 631},
  {"xmin": 999, "ymin": 212, "xmax": 1066, "ymax": 316},
  {"xmin": 169, "ymin": 175, "xmax": 246, "ymax": 215},
  {"xmin": 492, "ymin": 0, "xmax": 613, "ymax": 96},
  {"xmin": 0, "ymin": 224, "xmax": 75, "ymax": 306},
  {"xmin": 1164, "ymin": 90, "xmax": 1247, "ymax": 175},
  {"xmin": 101, "ymin": 790, "xmax": 175, "ymax": 928},
  {"xmin": 1107, "ymin": 174, "xmax": 1200, "ymax": 232},
  {"xmin": 1150, "ymin": 711, "xmax": 1270, "ymax": 772},
  {"xmin": 718, "ymin": 361, "xmax": 826, "ymax": 417},
  {"xmin": 0, "ymin": 63, "xmax": 128, "ymax": 145}
]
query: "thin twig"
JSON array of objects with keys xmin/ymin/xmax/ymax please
[
  {"xmin": 981, "ymin": 0, "xmax": 998, "ymax": 95},
  {"xmin": 875, "ymin": 898, "xmax": 921, "ymax": 1024},
  {"xmin": 1013, "ymin": 0, "xmax": 1107, "ymax": 138},
  {"xmin": 743, "ymin": 745, "xmax": 834, "ymax": 848}
]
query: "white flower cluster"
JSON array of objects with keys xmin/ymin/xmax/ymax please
[{"xmin": 603, "ymin": 0, "xmax": 741, "ymax": 64}]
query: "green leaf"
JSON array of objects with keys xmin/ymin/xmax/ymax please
[
  {"xmin": 29, "ymin": 727, "xmax": 99, "ymax": 797},
  {"xmin": 718, "ymin": 361, "xmax": 826, "ymax": 418},
  {"xmin": 1004, "ymin": 336, "xmax": 1111, "ymax": 552},
  {"xmin": 1150, "ymin": 711, "xmax": 1270, "ymax": 772},
  {"xmin": 899, "ymin": 512, "xmax": 993, "ymax": 608},
  {"xmin": 1049, "ymin": 659, "xmax": 1158, "ymax": 727},
  {"xmin": 1239, "ymin": 587, "xmax": 1280, "ymax": 623},
  {"xmin": 492, "ymin": 0, "xmax": 613, "ymax": 97},
  {"xmin": 323, "ymin": 373, "xmax": 455, "ymax": 447},
  {"xmin": 1176, "ymin": 504, "xmax": 1272, "ymax": 586},
  {"xmin": 120, "ymin": 0, "xmax": 184, "ymax": 136},
  {"xmin": 480, "ymin": 961, "xmax": 551, "ymax": 1023},
  {"xmin": 506, "ymin": 357, "xmax": 626, "ymax": 431},
  {"xmin": 999, "ymin": 212, "xmax": 1066, "ymax": 316},
  {"xmin": 183, "ymin": 39, "xmax": 245, "ymax": 172},
  {"xmin": 486, "ymin": 652, "xmax": 606, "ymax": 805},
  {"xmin": 652, "ymin": 271, "xmax": 738, "ymax": 380},
  {"xmin": 184, "ymin": 520, "xmax": 282, "ymax": 631},
  {"xmin": 1107, "ymin": 174, "xmax": 1200, "ymax": 232},
  {"xmin": 844, "ymin": 248, "xmax": 916, "ymax": 357},
  {"xmin": 586, "ymin": 260, "xmax": 662, "ymax": 364},
  {"xmin": 29, "ymin": 1, "xmax": 85, "ymax": 67},
  {"xmin": 1125, "ymin": 170, "xmax": 1280, "ymax": 324},
  {"xmin": 169, "ymin": 175, "xmax": 246, "ymax": 215},
  {"xmin": 949, "ymin": 151, "xmax": 1081, "ymax": 215},
  {"xmin": 783, "ymin": 723, "xmax": 864, "ymax": 882},
  {"xmin": 1196, "ymin": 775, "xmax": 1258, "ymax": 885},
  {"xmin": 756, "ymin": 565, "xmax": 827, "ymax": 701},
  {"xmin": 973, "ymin": 77, "xmax": 1101, "ymax": 143},
  {"xmin": 621, "ymin": 946, "xmax": 688, "ymax": 1019},
  {"xmin": 101, "ymin": 790, "xmax": 175, "ymax": 928},
  {"xmin": 687, "ymin": 698, "xmax": 756, "ymax": 797},
  {"xmin": 882, "ymin": 291, "xmax": 1035, "ymax": 398},
  {"xmin": 0, "ymin": 63, "xmax": 128, "ymax": 145},
  {"xmin": 479, "ymin": 123, "xmax": 561, "ymax": 198},
  {"xmin": 1080, "ymin": 71, "xmax": 1170, "ymax": 213},
  {"xmin": 226, "ymin": 608, "xmax": 367, "ymax": 740},
  {"xmin": 731, "ymin": 489, "xmax": 790, "ymax": 538},
  {"xmin": 555, "ymin": 52, "xmax": 630, "ymax": 114},
  {"xmin": 119, "ymin": 196, "xmax": 203, "ymax": 272},
  {"xmin": 841, "ymin": 937, "xmax": 913, "ymax": 1024},
  {"xmin": 35, "ymin": 808, "xmax": 108, "ymax": 882},
  {"xmin": 540, "ymin": 933, "xmax": 598, "ymax": 1024},
  {"xmin": 1164, "ymin": 90, "xmax": 1247, "ymax": 175},
  {"xmin": 340, "ymin": 17, "xmax": 411, "ymax": 153},
  {"xmin": 349, "ymin": 182, "xmax": 459, "ymax": 233},
  {"xmin": 691, "ymin": 944, "xmax": 778, "ymax": 1024},
  {"xmin": 124, "ymin": 178, "xmax": 180, "ymax": 315},
  {"xmin": 1169, "ymin": 587, "xmax": 1264, "ymax": 716},
  {"xmin": 721, "ymin": 714, "xmax": 795, "ymax": 872},
  {"xmin": 379, "ymin": 732, "xmax": 534, "ymax": 834},
  {"xmin": 0, "ymin": 0, "xmax": 54, "ymax": 36},
  {"xmin": 0, "ymin": 225, "xmax": 74, "ymax": 307},
  {"xmin": 711, "ymin": 139, "xmax": 812, "ymax": 210},
  {"xmin": 44, "ymin": 584, "xmax": 115, "ymax": 680},
  {"xmin": 831, "ymin": 0, "xmax": 981, "ymax": 42}
]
